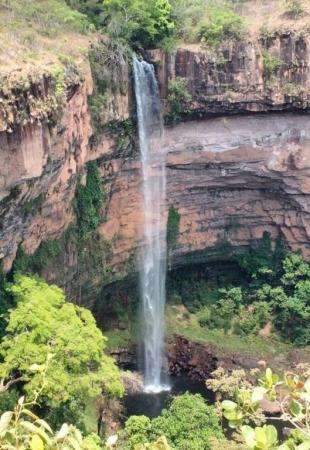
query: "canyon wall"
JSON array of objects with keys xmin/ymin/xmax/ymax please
[{"xmin": 0, "ymin": 31, "xmax": 309, "ymax": 305}]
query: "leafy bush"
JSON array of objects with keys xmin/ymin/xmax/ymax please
[
  {"xmin": 167, "ymin": 77, "xmax": 192, "ymax": 123},
  {"xmin": 75, "ymin": 161, "xmax": 105, "ymax": 239},
  {"xmin": 101, "ymin": 0, "xmax": 175, "ymax": 49},
  {"xmin": 122, "ymin": 393, "xmax": 224, "ymax": 450},
  {"xmin": 236, "ymin": 232, "xmax": 275, "ymax": 282},
  {"xmin": 262, "ymin": 51, "xmax": 282, "ymax": 78},
  {"xmin": 197, "ymin": 306, "xmax": 211, "ymax": 328},
  {"xmin": 0, "ymin": 378, "xmax": 102, "ymax": 449},
  {"xmin": 0, "ymin": 275, "xmax": 124, "ymax": 410},
  {"xmin": 198, "ymin": 5, "xmax": 244, "ymax": 46},
  {"xmin": 234, "ymin": 302, "xmax": 271, "ymax": 336},
  {"xmin": 215, "ymin": 366, "xmax": 310, "ymax": 450},
  {"xmin": 124, "ymin": 415, "xmax": 152, "ymax": 448},
  {"xmin": 169, "ymin": 0, "xmax": 206, "ymax": 42},
  {"xmin": 200, "ymin": 287, "xmax": 243, "ymax": 333}
]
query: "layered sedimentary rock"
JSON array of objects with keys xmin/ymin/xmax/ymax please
[
  {"xmin": 102, "ymin": 113, "xmax": 310, "ymax": 273},
  {"xmin": 0, "ymin": 32, "xmax": 310, "ymax": 305},
  {"xmin": 150, "ymin": 30, "xmax": 310, "ymax": 114}
]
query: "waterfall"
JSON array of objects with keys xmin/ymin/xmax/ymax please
[{"xmin": 133, "ymin": 56, "xmax": 169, "ymax": 393}]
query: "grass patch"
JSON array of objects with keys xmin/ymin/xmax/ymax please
[
  {"xmin": 166, "ymin": 304, "xmax": 295, "ymax": 365},
  {"xmin": 0, "ymin": 0, "xmax": 93, "ymax": 75},
  {"xmin": 104, "ymin": 329, "xmax": 135, "ymax": 351}
]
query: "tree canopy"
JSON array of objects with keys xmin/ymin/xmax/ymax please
[{"xmin": 0, "ymin": 275, "xmax": 124, "ymax": 407}]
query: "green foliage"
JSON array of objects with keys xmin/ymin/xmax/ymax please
[
  {"xmin": 12, "ymin": 239, "xmax": 62, "ymax": 276},
  {"xmin": 166, "ymin": 77, "xmax": 192, "ymax": 123},
  {"xmin": 284, "ymin": 0, "xmax": 305, "ymax": 18},
  {"xmin": 135, "ymin": 436, "xmax": 171, "ymax": 449},
  {"xmin": 234, "ymin": 302, "xmax": 271, "ymax": 336},
  {"xmin": 201, "ymin": 287, "xmax": 243, "ymax": 333},
  {"xmin": 237, "ymin": 232, "xmax": 275, "ymax": 282},
  {"xmin": 150, "ymin": 393, "xmax": 224, "ymax": 449},
  {"xmin": 262, "ymin": 51, "xmax": 283, "ymax": 78},
  {"xmin": 216, "ymin": 366, "xmax": 310, "ymax": 450},
  {"xmin": 166, "ymin": 206, "xmax": 180, "ymax": 249},
  {"xmin": 0, "ymin": 382, "xmax": 102, "ymax": 449},
  {"xmin": 281, "ymin": 253, "xmax": 310, "ymax": 287},
  {"xmin": 0, "ymin": 389, "xmax": 19, "ymax": 414},
  {"xmin": 0, "ymin": 275, "xmax": 124, "ymax": 410},
  {"xmin": 170, "ymin": 232, "xmax": 308, "ymax": 346},
  {"xmin": 65, "ymin": 0, "xmax": 106, "ymax": 27},
  {"xmin": 88, "ymin": 93, "xmax": 108, "ymax": 136},
  {"xmin": 124, "ymin": 415, "xmax": 152, "ymax": 448},
  {"xmin": 102, "ymin": 0, "xmax": 175, "ymax": 49},
  {"xmin": 123, "ymin": 393, "xmax": 224, "ymax": 450},
  {"xmin": 75, "ymin": 161, "xmax": 105, "ymax": 239},
  {"xmin": 241, "ymin": 424, "xmax": 278, "ymax": 449},
  {"xmin": 198, "ymin": 5, "xmax": 244, "ymax": 46},
  {"xmin": 169, "ymin": 0, "xmax": 206, "ymax": 42}
]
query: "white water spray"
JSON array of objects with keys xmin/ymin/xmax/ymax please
[{"xmin": 133, "ymin": 56, "xmax": 169, "ymax": 393}]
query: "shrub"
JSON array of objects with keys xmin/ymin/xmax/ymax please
[
  {"xmin": 122, "ymin": 393, "xmax": 224, "ymax": 449},
  {"xmin": 0, "ymin": 275, "xmax": 124, "ymax": 410},
  {"xmin": 75, "ymin": 161, "xmax": 105, "ymax": 239},
  {"xmin": 197, "ymin": 306, "xmax": 211, "ymax": 328},
  {"xmin": 234, "ymin": 302, "xmax": 271, "ymax": 336},
  {"xmin": 198, "ymin": 5, "xmax": 244, "ymax": 46},
  {"xmin": 124, "ymin": 415, "xmax": 152, "ymax": 448},
  {"xmin": 0, "ymin": 383, "xmax": 102, "ymax": 449},
  {"xmin": 150, "ymin": 393, "xmax": 224, "ymax": 449},
  {"xmin": 167, "ymin": 77, "xmax": 192, "ymax": 123},
  {"xmin": 102, "ymin": 0, "xmax": 175, "ymax": 49},
  {"xmin": 217, "ymin": 366, "xmax": 310, "ymax": 449},
  {"xmin": 169, "ymin": 0, "xmax": 206, "ymax": 42},
  {"xmin": 236, "ymin": 232, "xmax": 274, "ymax": 281},
  {"xmin": 262, "ymin": 51, "xmax": 282, "ymax": 78}
]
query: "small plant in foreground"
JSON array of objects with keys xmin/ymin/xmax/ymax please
[{"xmin": 215, "ymin": 366, "xmax": 310, "ymax": 449}]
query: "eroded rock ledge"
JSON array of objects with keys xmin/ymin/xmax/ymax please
[{"xmin": 104, "ymin": 113, "xmax": 310, "ymax": 274}]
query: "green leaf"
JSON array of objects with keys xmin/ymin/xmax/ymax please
[
  {"xmin": 289, "ymin": 400, "xmax": 303, "ymax": 417},
  {"xmin": 265, "ymin": 368, "xmax": 273, "ymax": 384},
  {"xmin": 30, "ymin": 434, "xmax": 44, "ymax": 450},
  {"xmin": 265, "ymin": 425, "xmax": 278, "ymax": 446},
  {"xmin": 241, "ymin": 425, "xmax": 256, "ymax": 448},
  {"xmin": 255, "ymin": 426, "xmax": 267, "ymax": 447},
  {"xmin": 0, "ymin": 411, "xmax": 13, "ymax": 434},
  {"xmin": 221, "ymin": 400, "xmax": 237, "ymax": 411},
  {"xmin": 20, "ymin": 420, "xmax": 52, "ymax": 445},
  {"xmin": 251, "ymin": 387, "xmax": 266, "ymax": 403}
]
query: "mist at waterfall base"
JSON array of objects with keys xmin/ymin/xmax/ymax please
[{"xmin": 133, "ymin": 57, "xmax": 169, "ymax": 393}]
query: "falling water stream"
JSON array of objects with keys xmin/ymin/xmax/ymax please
[{"xmin": 133, "ymin": 56, "xmax": 169, "ymax": 393}]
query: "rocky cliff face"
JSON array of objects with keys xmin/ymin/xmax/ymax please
[
  {"xmin": 0, "ymin": 31, "xmax": 309, "ymax": 305},
  {"xmin": 150, "ymin": 30, "xmax": 310, "ymax": 115},
  {"xmin": 102, "ymin": 113, "xmax": 310, "ymax": 274}
]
